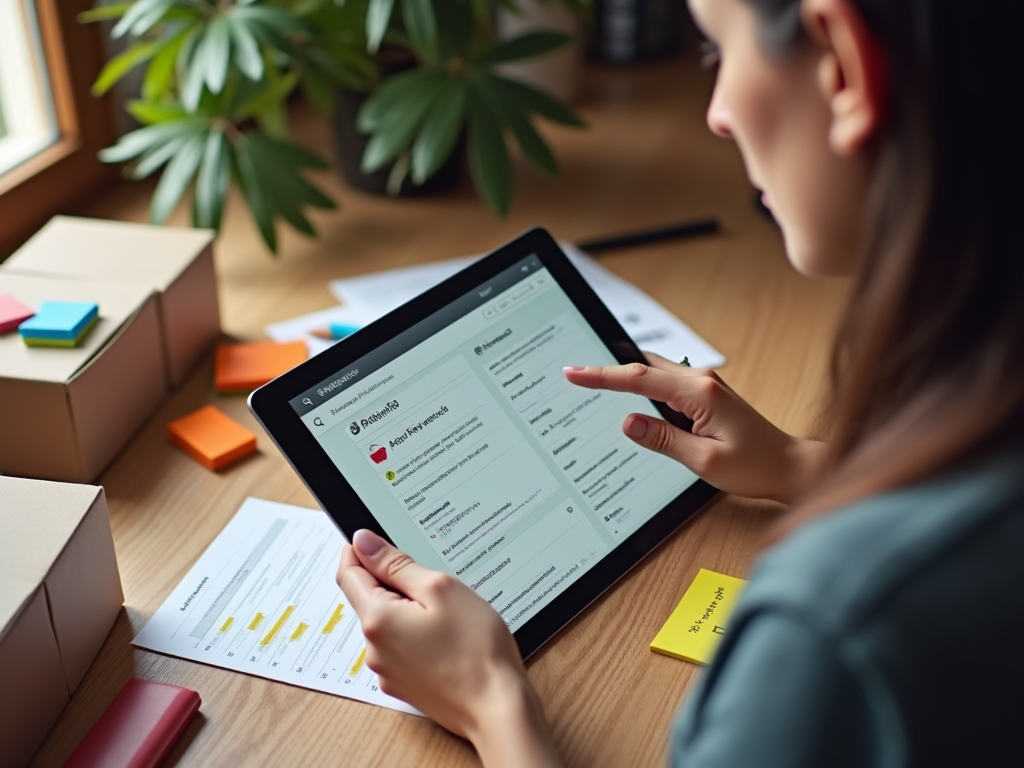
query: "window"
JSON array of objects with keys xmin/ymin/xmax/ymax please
[
  {"xmin": 0, "ymin": 0, "xmax": 60, "ymax": 176},
  {"xmin": 0, "ymin": 0, "xmax": 118, "ymax": 258}
]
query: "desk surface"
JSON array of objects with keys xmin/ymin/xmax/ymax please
[{"xmin": 31, "ymin": 52, "xmax": 849, "ymax": 768}]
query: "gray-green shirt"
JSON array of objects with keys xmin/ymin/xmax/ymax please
[{"xmin": 671, "ymin": 450, "xmax": 1024, "ymax": 767}]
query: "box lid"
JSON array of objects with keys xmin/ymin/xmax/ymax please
[
  {"xmin": 3, "ymin": 216, "xmax": 215, "ymax": 293},
  {"xmin": 0, "ymin": 273, "xmax": 155, "ymax": 383},
  {"xmin": 0, "ymin": 476, "xmax": 103, "ymax": 633}
]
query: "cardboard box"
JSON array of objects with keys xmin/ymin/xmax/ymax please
[
  {"xmin": 0, "ymin": 477, "xmax": 123, "ymax": 768},
  {"xmin": 0, "ymin": 273, "xmax": 166, "ymax": 483},
  {"xmin": 3, "ymin": 216, "xmax": 220, "ymax": 387}
]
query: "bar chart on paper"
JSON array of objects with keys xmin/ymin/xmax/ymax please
[{"xmin": 132, "ymin": 497, "xmax": 419, "ymax": 715}]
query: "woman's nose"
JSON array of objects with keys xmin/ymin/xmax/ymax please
[{"xmin": 707, "ymin": 86, "xmax": 734, "ymax": 139}]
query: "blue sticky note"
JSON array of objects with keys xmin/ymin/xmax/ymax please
[
  {"xmin": 329, "ymin": 323, "xmax": 359, "ymax": 340},
  {"xmin": 19, "ymin": 301, "xmax": 99, "ymax": 341}
]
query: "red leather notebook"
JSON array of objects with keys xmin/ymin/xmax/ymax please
[{"xmin": 64, "ymin": 678, "xmax": 201, "ymax": 768}]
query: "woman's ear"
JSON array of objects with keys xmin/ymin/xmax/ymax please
[{"xmin": 801, "ymin": 0, "xmax": 888, "ymax": 155}]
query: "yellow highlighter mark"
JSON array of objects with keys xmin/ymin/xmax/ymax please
[
  {"xmin": 247, "ymin": 612, "xmax": 265, "ymax": 631},
  {"xmin": 349, "ymin": 647, "xmax": 367, "ymax": 677},
  {"xmin": 290, "ymin": 622, "xmax": 309, "ymax": 641},
  {"xmin": 219, "ymin": 616, "xmax": 235, "ymax": 633},
  {"xmin": 260, "ymin": 605, "xmax": 295, "ymax": 646},
  {"xmin": 322, "ymin": 603, "xmax": 345, "ymax": 634}
]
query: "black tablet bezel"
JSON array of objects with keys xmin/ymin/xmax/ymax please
[{"xmin": 249, "ymin": 227, "xmax": 718, "ymax": 659}]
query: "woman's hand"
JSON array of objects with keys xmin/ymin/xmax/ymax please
[
  {"xmin": 563, "ymin": 354, "xmax": 827, "ymax": 504},
  {"xmin": 337, "ymin": 530, "xmax": 561, "ymax": 768}
]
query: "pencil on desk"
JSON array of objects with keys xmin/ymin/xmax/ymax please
[
  {"xmin": 310, "ymin": 323, "xmax": 360, "ymax": 340},
  {"xmin": 578, "ymin": 219, "xmax": 720, "ymax": 254}
]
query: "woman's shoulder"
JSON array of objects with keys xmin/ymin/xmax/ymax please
[
  {"xmin": 670, "ymin": 449, "xmax": 1024, "ymax": 767},
  {"xmin": 739, "ymin": 447, "xmax": 1024, "ymax": 639}
]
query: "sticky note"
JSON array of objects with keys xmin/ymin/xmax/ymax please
[
  {"xmin": 19, "ymin": 301, "xmax": 99, "ymax": 347},
  {"xmin": 0, "ymin": 293, "xmax": 35, "ymax": 333},
  {"xmin": 167, "ymin": 405, "xmax": 258, "ymax": 470},
  {"xmin": 650, "ymin": 568, "xmax": 747, "ymax": 665},
  {"xmin": 214, "ymin": 341, "xmax": 307, "ymax": 392}
]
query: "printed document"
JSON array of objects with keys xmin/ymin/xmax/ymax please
[{"xmin": 132, "ymin": 497, "xmax": 419, "ymax": 715}]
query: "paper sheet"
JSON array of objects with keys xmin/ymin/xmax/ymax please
[
  {"xmin": 267, "ymin": 244, "xmax": 725, "ymax": 368},
  {"xmin": 132, "ymin": 497, "xmax": 420, "ymax": 715}
]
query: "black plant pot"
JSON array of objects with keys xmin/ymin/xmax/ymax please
[{"xmin": 333, "ymin": 87, "xmax": 463, "ymax": 197}]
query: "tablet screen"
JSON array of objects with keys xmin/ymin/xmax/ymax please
[{"xmin": 289, "ymin": 255, "xmax": 699, "ymax": 630}]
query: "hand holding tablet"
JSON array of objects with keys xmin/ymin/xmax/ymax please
[{"xmin": 249, "ymin": 228, "xmax": 717, "ymax": 657}]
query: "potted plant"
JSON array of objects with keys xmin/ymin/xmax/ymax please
[{"xmin": 83, "ymin": 0, "xmax": 585, "ymax": 254}]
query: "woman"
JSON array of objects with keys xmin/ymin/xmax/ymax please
[{"xmin": 337, "ymin": 0, "xmax": 1024, "ymax": 764}]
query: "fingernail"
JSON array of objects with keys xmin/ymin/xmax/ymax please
[
  {"xmin": 353, "ymin": 529, "xmax": 385, "ymax": 556},
  {"xmin": 563, "ymin": 365, "xmax": 585, "ymax": 373},
  {"xmin": 625, "ymin": 415, "xmax": 648, "ymax": 438}
]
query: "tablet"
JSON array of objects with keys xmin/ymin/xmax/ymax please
[{"xmin": 249, "ymin": 228, "xmax": 717, "ymax": 658}]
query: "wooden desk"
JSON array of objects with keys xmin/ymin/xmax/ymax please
[{"xmin": 30, "ymin": 52, "xmax": 849, "ymax": 767}]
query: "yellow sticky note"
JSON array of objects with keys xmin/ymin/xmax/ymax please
[{"xmin": 650, "ymin": 568, "xmax": 747, "ymax": 665}]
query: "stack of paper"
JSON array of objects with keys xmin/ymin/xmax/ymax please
[{"xmin": 267, "ymin": 244, "xmax": 725, "ymax": 368}]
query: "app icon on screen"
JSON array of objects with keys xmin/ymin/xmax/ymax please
[{"xmin": 369, "ymin": 445, "xmax": 387, "ymax": 463}]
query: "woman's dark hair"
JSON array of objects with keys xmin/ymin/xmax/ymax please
[{"xmin": 743, "ymin": 0, "xmax": 1024, "ymax": 526}]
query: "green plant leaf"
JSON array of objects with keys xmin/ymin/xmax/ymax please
[
  {"xmin": 490, "ymin": 75, "xmax": 585, "ymax": 127},
  {"xmin": 505, "ymin": 108, "xmax": 557, "ymax": 177},
  {"xmin": 179, "ymin": 27, "xmax": 208, "ymax": 111},
  {"xmin": 231, "ymin": 5, "xmax": 309, "ymax": 54},
  {"xmin": 301, "ymin": 68, "xmax": 335, "ymax": 113},
  {"xmin": 198, "ymin": 16, "xmax": 232, "ymax": 93},
  {"xmin": 111, "ymin": 0, "xmax": 174, "ymax": 39},
  {"xmin": 356, "ymin": 68, "xmax": 438, "ymax": 132},
  {"xmin": 232, "ymin": 133, "xmax": 336, "ymax": 251},
  {"xmin": 149, "ymin": 132, "xmax": 205, "ymax": 224},
  {"xmin": 142, "ymin": 27, "xmax": 190, "ymax": 101},
  {"xmin": 132, "ymin": 134, "xmax": 190, "ymax": 177},
  {"xmin": 194, "ymin": 129, "xmax": 230, "ymax": 229},
  {"xmin": 400, "ymin": 0, "xmax": 437, "ymax": 59},
  {"xmin": 233, "ymin": 136, "xmax": 278, "ymax": 252},
  {"xmin": 252, "ymin": 133, "xmax": 331, "ymax": 171},
  {"xmin": 227, "ymin": 15, "xmax": 264, "ymax": 80},
  {"xmin": 126, "ymin": 99, "xmax": 190, "ymax": 124},
  {"xmin": 78, "ymin": 3, "xmax": 132, "ymax": 23},
  {"xmin": 432, "ymin": 0, "xmax": 474, "ymax": 52},
  {"xmin": 256, "ymin": 100, "xmax": 288, "ymax": 138},
  {"xmin": 467, "ymin": 0, "xmax": 490, "ymax": 28},
  {"xmin": 472, "ymin": 32, "xmax": 570, "ymax": 66},
  {"xmin": 477, "ymin": 75, "xmax": 556, "ymax": 177},
  {"xmin": 92, "ymin": 39, "xmax": 162, "ymax": 96},
  {"xmin": 99, "ymin": 118, "xmax": 207, "ymax": 162},
  {"xmin": 360, "ymin": 73, "xmax": 445, "ymax": 173},
  {"xmin": 232, "ymin": 70, "xmax": 299, "ymax": 122},
  {"xmin": 467, "ymin": 94, "xmax": 511, "ymax": 215},
  {"xmin": 411, "ymin": 78, "xmax": 465, "ymax": 184},
  {"xmin": 365, "ymin": 0, "xmax": 395, "ymax": 52}
]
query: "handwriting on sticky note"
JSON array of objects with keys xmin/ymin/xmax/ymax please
[
  {"xmin": 689, "ymin": 585, "xmax": 729, "ymax": 635},
  {"xmin": 650, "ymin": 568, "xmax": 747, "ymax": 665}
]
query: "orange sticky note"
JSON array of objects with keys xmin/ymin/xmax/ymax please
[
  {"xmin": 215, "ymin": 341, "xmax": 307, "ymax": 392},
  {"xmin": 167, "ymin": 405, "xmax": 257, "ymax": 470}
]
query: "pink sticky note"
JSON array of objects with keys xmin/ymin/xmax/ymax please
[{"xmin": 0, "ymin": 293, "xmax": 35, "ymax": 333}]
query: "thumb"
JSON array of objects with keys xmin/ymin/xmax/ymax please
[
  {"xmin": 622, "ymin": 413, "xmax": 710, "ymax": 473},
  {"xmin": 352, "ymin": 529, "xmax": 435, "ymax": 602}
]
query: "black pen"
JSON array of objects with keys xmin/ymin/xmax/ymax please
[{"xmin": 577, "ymin": 218, "xmax": 721, "ymax": 254}]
